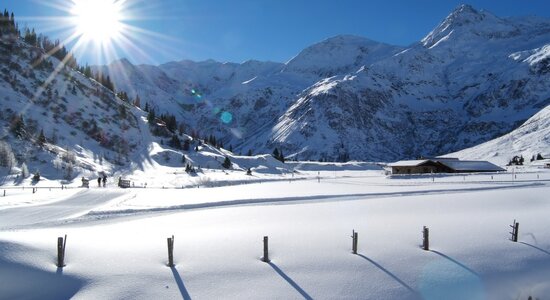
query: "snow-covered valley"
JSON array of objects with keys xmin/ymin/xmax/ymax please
[{"xmin": 1, "ymin": 168, "xmax": 550, "ymax": 299}]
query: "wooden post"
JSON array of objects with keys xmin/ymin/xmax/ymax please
[
  {"xmin": 57, "ymin": 235, "xmax": 67, "ymax": 267},
  {"xmin": 351, "ymin": 230, "xmax": 358, "ymax": 254},
  {"xmin": 167, "ymin": 235, "xmax": 174, "ymax": 267},
  {"xmin": 510, "ymin": 220, "xmax": 519, "ymax": 242},
  {"xmin": 423, "ymin": 226, "xmax": 429, "ymax": 251},
  {"xmin": 262, "ymin": 236, "xmax": 270, "ymax": 262}
]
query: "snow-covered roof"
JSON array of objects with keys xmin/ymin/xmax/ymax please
[
  {"xmin": 389, "ymin": 158, "xmax": 505, "ymax": 172},
  {"xmin": 387, "ymin": 160, "xmax": 430, "ymax": 167},
  {"xmin": 439, "ymin": 160, "xmax": 505, "ymax": 172}
]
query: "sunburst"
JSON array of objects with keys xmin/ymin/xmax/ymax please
[{"xmin": 70, "ymin": 0, "xmax": 124, "ymax": 45}]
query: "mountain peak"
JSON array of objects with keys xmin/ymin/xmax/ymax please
[
  {"xmin": 445, "ymin": 4, "xmax": 485, "ymax": 26},
  {"xmin": 421, "ymin": 4, "xmax": 514, "ymax": 48},
  {"xmin": 284, "ymin": 35, "xmax": 402, "ymax": 76}
]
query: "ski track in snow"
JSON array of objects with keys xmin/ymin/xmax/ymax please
[
  {"xmin": 0, "ymin": 190, "xmax": 124, "ymax": 230},
  {"xmin": 2, "ymin": 181, "xmax": 543, "ymax": 229}
]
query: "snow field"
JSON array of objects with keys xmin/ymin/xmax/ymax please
[{"xmin": 1, "ymin": 172, "xmax": 550, "ymax": 299}]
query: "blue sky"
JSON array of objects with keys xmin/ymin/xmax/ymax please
[{"xmin": 6, "ymin": 0, "xmax": 550, "ymax": 65}]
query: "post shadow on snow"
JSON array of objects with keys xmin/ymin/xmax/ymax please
[
  {"xmin": 0, "ymin": 256, "xmax": 84, "ymax": 299},
  {"xmin": 356, "ymin": 254, "xmax": 417, "ymax": 296},
  {"xmin": 170, "ymin": 266, "xmax": 192, "ymax": 300},
  {"xmin": 430, "ymin": 250, "xmax": 480, "ymax": 276},
  {"xmin": 268, "ymin": 262, "xmax": 313, "ymax": 300},
  {"xmin": 520, "ymin": 242, "xmax": 550, "ymax": 256}
]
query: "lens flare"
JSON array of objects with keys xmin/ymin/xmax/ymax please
[{"xmin": 220, "ymin": 111, "xmax": 233, "ymax": 124}]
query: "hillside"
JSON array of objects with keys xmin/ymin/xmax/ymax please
[
  {"xmin": 447, "ymin": 103, "xmax": 550, "ymax": 166},
  {"xmin": 95, "ymin": 4, "xmax": 550, "ymax": 162},
  {"xmin": 0, "ymin": 32, "xmax": 296, "ymax": 185}
]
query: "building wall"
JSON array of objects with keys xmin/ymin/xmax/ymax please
[{"xmin": 392, "ymin": 166, "xmax": 438, "ymax": 174}]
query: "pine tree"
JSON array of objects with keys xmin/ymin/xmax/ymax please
[
  {"xmin": 273, "ymin": 148, "xmax": 280, "ymax": 160},
  {"xmin": 182, "ymin": 139, "xmax": 190, "ymax": 151},
  {"xmin": 133, "ymin": 94, "xmax": 141, "ymax": 108},
  {"xmin": 169, "ymin": 134, "xmax": 181, "ymax": 149},
  {"xmin": 147, "ymin": 109, "xmax": 156, "ymax": 123},
  {"xmin": 222, "ymin": 156, "xmax": 232, "ymax": 169},
  {"xmin": 37, "ymin": 129, "xmax": 46, "ymax": 146},
  {"xmin": 10, "ymin": 115, "xmax": 26, "ymax": 138},
  {"xmin": 247, "ymin": 149, "xmax": 253, "ymax": 156}
]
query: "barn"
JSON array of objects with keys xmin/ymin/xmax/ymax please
[{"xmin": 388, "ymin": 158, "xmax": 505, "ymax": 174}]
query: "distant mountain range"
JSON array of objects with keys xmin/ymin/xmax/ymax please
[
  {"xmin": 1, "ymin": 5, "xmax": 549, "ymax": 184},
  {"xmin": 94, "ymin": 4, "xmax": 550, "ymax": 162}
]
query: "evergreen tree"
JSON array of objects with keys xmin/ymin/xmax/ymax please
[
  {"xmin": 133, "ymin": 94, "xmax": 141, "ymax": 108},
  {"xmin": 169, "ymin": 134, "xmax": 181, "ymax": 149},
  {"xmin": 273, "ymin": 148, "xmax": 280, "ymax": 160},
  {"xmin": 247, "ymin": 149, "xmax": 253, "ymax": 156},
  {"xmin": 222, "ymin": 156, "xmax": 232, "ymax": 169},
  {"xmin": 147, "ymin": 109, "xmax": 156, "ymax": 123},
  {"xmin": 37, "ymin": 129, "xmax": 46, "ymax": 146},
  {"xmin": 537, "ymin": 153, "xmax": 544, "ymax": 160},
  {"xmin": 10, "ymin": 115, "xmax": 26, "ymax": 138},
  {"xmin": 182, "ymin": 139, "xmax": 190, "ymax": 151}
]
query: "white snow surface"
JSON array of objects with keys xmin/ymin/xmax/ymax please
[
  {"xmin": 448, "ymin": 104, "xmax": 550, "ymax": 165},
  {"xmin": 1, "ymin": 168, "xmax": 550, "ymax": 299}
]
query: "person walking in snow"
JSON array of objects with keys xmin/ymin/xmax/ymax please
[
  {"xmin": 102, "ymin": 174, "xmax": 107, "ymax": 187},
  {"xmin": 97, "ymin": 177, "xmax": 101, "ymax": 187}
]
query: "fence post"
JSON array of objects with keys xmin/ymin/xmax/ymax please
[
  {"xmin": 57, "ymin": 235, "xmax": 67, "ymax": 267},
  {"xmin": 510, "ymin": 220, "xmax": 519, "ymax": 242},
  {"xmin": 167, "ymin": 235, "xmax": 174, "ymax": 267},
  {"xmin": 351, "ymin": 230, "xmax": 358, "ymax": 254},
  {"xmin": 262, "ymin": 236, "xmax": 270, "ymax": 262},
  {"xmin": 423, "ymin": 226, "xmax": 429, "ymax": 251}
]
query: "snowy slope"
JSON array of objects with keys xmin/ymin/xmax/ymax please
[
  {"xmin": 98, "ymin": 5, "xmax": 550, "ymax": 162},
  {"xmin": 0, "ymin": 35, "xmax": 295, "ymax": 186},
  {"xmin": 270, "ymin": 5, "xmax": 550, "ymax": 161},
  {"xmin": 447, "ymin": 104, "xmax": 550, "ymax": 165}
]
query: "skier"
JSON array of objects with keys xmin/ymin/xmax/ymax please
[
  {"xmin": 102, "ymin": 174, "xmax": 107, "ymax": 187},
  {"xmin": 97, "ymin": 177, "xmax": 101, "ymax": 187}
]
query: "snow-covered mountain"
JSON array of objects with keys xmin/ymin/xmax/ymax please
[
  {"xmin": 95, "ymin": 4, "xmax": 550, "ymax": 162},
  {"xmin": 0, "ymin": 34, "xmax": 291, "ymax": 184},
  {"xmin": 447, "ymin": 104, "xmax": 550, "ymax": 166}
]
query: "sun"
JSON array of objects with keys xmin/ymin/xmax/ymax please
[{"xmin": 70, "ymin": 0, "xmax": 124, "ymax": 44}]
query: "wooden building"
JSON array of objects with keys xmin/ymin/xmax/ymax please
[{"xmin": 388, "ymin": 158, "xmax": 504, "ymax": 175}]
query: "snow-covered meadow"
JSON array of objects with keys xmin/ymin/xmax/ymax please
[{"xmin": 1, "ymin": 167, "xmax": 549, "ymax": 300}]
